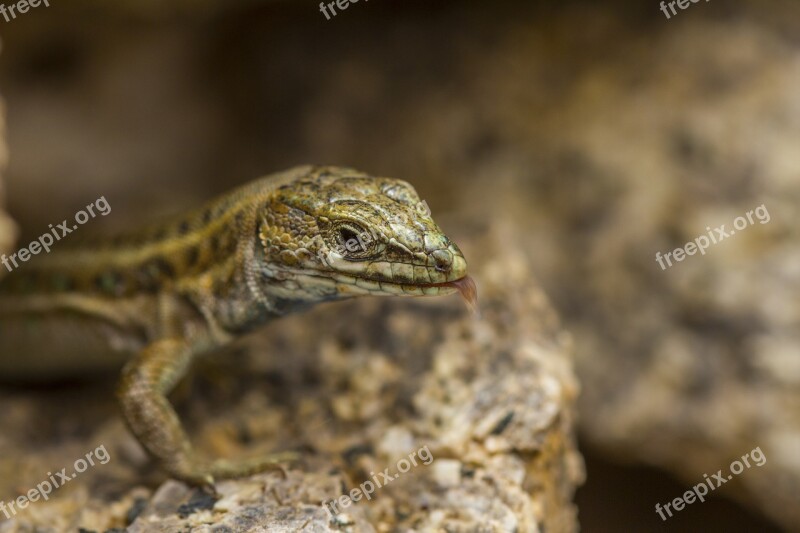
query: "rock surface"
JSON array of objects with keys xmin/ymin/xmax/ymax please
[{"xmin": 0, "ymin": 222, "xmax": 582, "ymax": 531}]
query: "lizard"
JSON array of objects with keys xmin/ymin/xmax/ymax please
[{"xmin": 0, "ymin": 165, "xmax": 475, "ymax": 487}]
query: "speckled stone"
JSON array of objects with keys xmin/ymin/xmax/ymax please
[{"xmin": 0, "ymin": 221, "xmax": 582, "ymax": 531}]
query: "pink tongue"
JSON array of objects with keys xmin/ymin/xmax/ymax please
[{"xmin": 449, "ymin": 275, "xmax": 478, "ymax": 314}]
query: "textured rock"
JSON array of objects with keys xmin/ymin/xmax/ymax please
[
  {"xmin": 487, "ymin": 12, "xmax": 800, "ymax": 531},
  {"xmin": 121, "ymin": 223, "xmax": 581, "ymax": 532},
  {"xmin": 0, "ymin": 221, "xmax": 582, "ymax": 531}
]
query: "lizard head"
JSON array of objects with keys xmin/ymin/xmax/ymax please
[{"xmin": 257, "ymin": 166, "xmax": 474, "ymax": 306}]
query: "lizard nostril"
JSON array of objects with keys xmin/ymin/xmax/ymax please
[{"xmin": 432, "ymin": 249, "xmax": 453, "ymax": 272}]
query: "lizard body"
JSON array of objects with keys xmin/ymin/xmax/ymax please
[{"xmin": 0, "ymin": 165, "xmax": 471, "ymax": 485}]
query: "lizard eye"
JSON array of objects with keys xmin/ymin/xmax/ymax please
[
  {"xmin": 338, "ymin": 226, "xmax": 360, "ymax": 244},
  {"xmin": 327, "ymin": 222, "xmax": 379, "ymax": 260}
]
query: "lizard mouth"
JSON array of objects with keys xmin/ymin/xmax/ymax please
[
  {"xmin": 333, "ymin": 273, "xmax": 478, "ymax": 312},
  {"xmin": 280, "ymin": 268, "xmax": 478, "ymax": 312}
]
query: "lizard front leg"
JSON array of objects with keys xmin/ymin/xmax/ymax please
[{"xmin": 118, "ymin": 338, "xmax": 295, "ymax": 486}]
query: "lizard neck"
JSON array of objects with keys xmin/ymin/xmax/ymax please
[
  {"xmin": 0, "ymin": 167, "xmax": 314, "ymax": 302},
  {"xmin": 0, "ymin": 198, "xmax": 244, "ymax": 300}
]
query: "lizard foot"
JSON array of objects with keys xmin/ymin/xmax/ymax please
[{"xmin": 175, "ymin": 451, "xmax": 302, "ymax": 487}]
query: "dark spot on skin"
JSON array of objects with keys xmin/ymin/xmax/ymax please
[
  {"xmin": 211, "ymin": 277, "xmax": 228, "ymax": 300},
  {"xmin": 157, "ymin": 258, "xmax": 176, "ymax": 278},
  {"xmin": 226, "ymin": 234, "xmax": 238, "ymax": 255},
  {"xmin": 202, "ymin": 209, "xmax": 213, "ymax": 225},
  {"xmin": 137, "ymin": 258, "xmax": 175, "ymax": 291},
  {"xmin": 178, "ymin": 220, "xmax": 191, "ymax": 236},
  {"xmin": 10, "ymin": 270, "xmax": 37, "ymax": 293},
  {"xmin": 209, "ymin": 233, "xmax": 221, "ymax": 255},
  {"xmin": 95, "ymin": 271, "xmax": 125, "ymax": 296},
  {"xmin": 136, "ymin": 267, "xmax": 157, "ymax": 292},
  {"xmin": 52, "ymin": 272, "xmax": 74, "ymax": 292},
  {"xmin": 215, "ymin": 202, "xmax": 229, "ymax": 218},
  {"xmin": 185, "ymin": 246, "xmax": 200, "ymax": 269},
  {"xmin": 209, "ymin": 229, "xmax": 237, "ymax": 258}
]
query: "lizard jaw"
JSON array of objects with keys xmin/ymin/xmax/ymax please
[{"xmin": 321, "ymin": 272, "xmax": 477, "ymax": 310}]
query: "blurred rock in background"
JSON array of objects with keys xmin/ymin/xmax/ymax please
[{"xmin": 0, "ymin": 97, "xmax": 14, "ymax": 271}]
